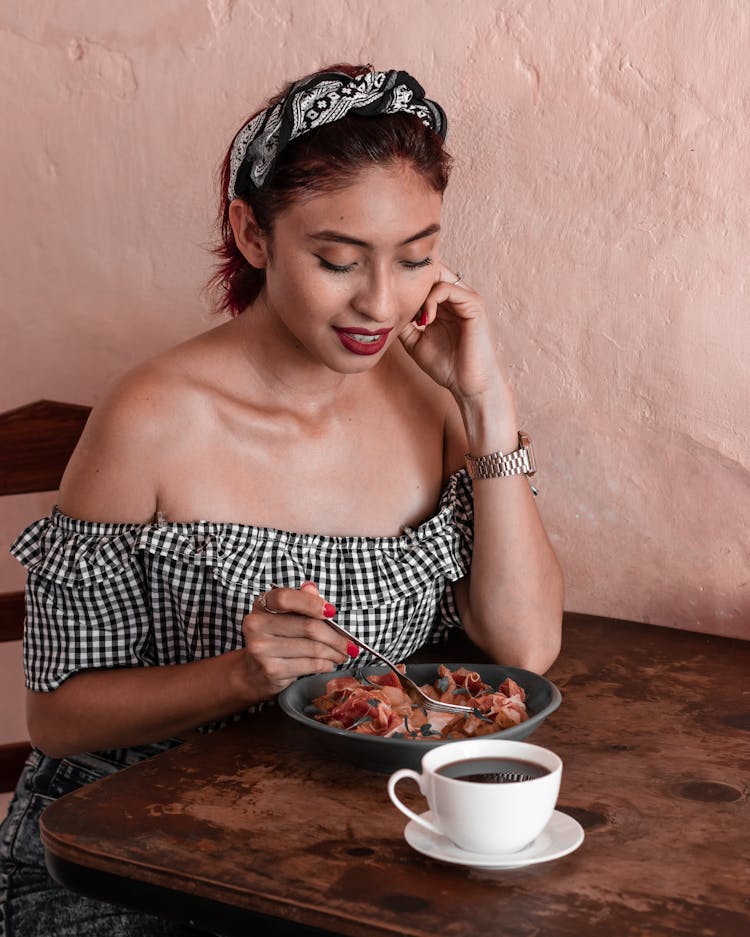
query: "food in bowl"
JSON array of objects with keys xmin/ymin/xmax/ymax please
[{"xmin": 307, "ymin": 664, "xmax": 528, "ymax": 740}]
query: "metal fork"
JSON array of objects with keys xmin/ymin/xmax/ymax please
[
  {"xmin": 268, "ymin": 583, "xmax": 475, "ymax": 715},
  {"xmin": 323, "ymin": 615, "xmax": 476, "ymax": 715}
]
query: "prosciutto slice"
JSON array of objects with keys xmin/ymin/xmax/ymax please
[{"xmin": 310, "ymin": 665, "xmax": 528, "ymax": 740}]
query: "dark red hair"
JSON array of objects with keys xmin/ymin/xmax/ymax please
[{"xmin": 206, "ymin": 64, "xmax": 452, "ymax": 317}]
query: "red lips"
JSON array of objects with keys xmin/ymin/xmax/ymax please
[{"xmin": 333, "ymin": 327, "xmax": 392, "ymax": 356}]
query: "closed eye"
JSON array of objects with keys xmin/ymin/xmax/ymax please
[
  {"xmin": 315, "ymin": 255, "xmax": 433, "ymax": 274},
  {"xmin": 316, "ymin": 256, "xmax": 355, "ymax": 274}
]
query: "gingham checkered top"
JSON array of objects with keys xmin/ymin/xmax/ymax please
[{"xmin": 10, "ymin": 470, "xmax": 474, "ymax": 693}]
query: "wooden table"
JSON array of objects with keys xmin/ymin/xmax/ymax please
[{"xmin": 40, "ymin": 613, "xmax": 750, "ymax": 936}]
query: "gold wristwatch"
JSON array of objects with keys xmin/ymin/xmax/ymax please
[{"xmin": 464, "ymin": 431, "xmax": 537, "ymax": 480}]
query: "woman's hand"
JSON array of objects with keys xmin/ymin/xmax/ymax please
[
  {"xmin": 239, "ymin": 582, "xmax": 354, "ymax": 702},
  {"xmin": 27, "ymin": 581, "xmax": 353, "ymax": 757},
  {"xmin": 398, "ymin": 266, "xmax": 509, "ymax": 406}
]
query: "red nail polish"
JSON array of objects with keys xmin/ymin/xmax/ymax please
[
  {"xmin": 323, "ymin": 602, "xmax": 336, "ymax": 618},
  {"xmin": 347, "ymin": 642, "xmax": 360, "ymax": 658},
  {"xmin": 417, "ymin": 310, "xmax": 428, "ymax": 326}
]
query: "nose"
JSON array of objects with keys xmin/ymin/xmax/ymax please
[{"xmin": 350, "ymin": 266, "xmax": 395, "ymax": 324}]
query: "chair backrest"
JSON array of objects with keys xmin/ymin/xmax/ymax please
[
  {"xmin": 0, "ymin": 400, "xmax": 92, "ymax": 642},
  {"xmin": 0, "ymin": 400, "xmax": 91, "ymax": 792}
]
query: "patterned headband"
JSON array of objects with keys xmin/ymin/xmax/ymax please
[{"xmin": 227, "ymin": 68, "xmax": 448, "ymax": 199}]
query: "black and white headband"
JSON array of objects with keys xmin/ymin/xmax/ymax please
[{"xmin": 227, "ymin": 68, "xmax": 447, "ymax": 199}]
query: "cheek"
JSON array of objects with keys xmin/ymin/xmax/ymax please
[
  {"xmin": 271, "ymin": 270, "xmax": 348, "ymax": 332},
  {"xmin": 267, "ymin": 259, "xmax": 324, "ymax": 308}
]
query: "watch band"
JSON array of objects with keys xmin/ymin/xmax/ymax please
[{"xmin": 465, "ymin": 431, "xmax": 537, "ymax": 480}]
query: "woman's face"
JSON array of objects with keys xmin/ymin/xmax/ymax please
[{"xmin": 260, "ymin": 163, "xmax": 443, "ymax": 372}]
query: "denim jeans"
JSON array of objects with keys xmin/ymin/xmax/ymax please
[{"xmin": 0, "ymin": 744, "xmax": 210, "ymax": 937}]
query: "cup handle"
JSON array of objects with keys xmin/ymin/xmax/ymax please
[{"xmin": 387, "ymin": 769, "xmax": 442, "ymax": 837}]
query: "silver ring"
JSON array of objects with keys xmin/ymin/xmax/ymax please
[
  {"xmin": 451, "ymin": 272, "xmax": 464, "ymax": 285},
  {"xmin": 259, "ymin": 590, "xmax": 283, "ymax": 614}
]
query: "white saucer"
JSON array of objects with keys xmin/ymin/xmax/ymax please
[{"xmin": 403, "ymin": 809, "xmax": 584, "ymax": 869}]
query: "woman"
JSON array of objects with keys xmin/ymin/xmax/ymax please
[{"xmin": 1, "ymin": 65, "xmax": 563, "ymax": 935}]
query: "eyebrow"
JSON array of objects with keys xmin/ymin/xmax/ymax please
[{"xmin": 308, "ymin": 222, "xmax": 441, "ymax": 248}]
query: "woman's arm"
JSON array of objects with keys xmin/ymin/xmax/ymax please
[
  {"xmin": 31, "ymin": 373, "xmax": 350, "ymax": 758},
  {"xmin": 446, "ymin": 393, "xmax": 563, "ymax": 674},
  {"xmin": 400, "ymin": 271, "xmax": 563, "ymax": 673},
  {"xmin": 27, "ymin": 583, "xmax": 350, "ymax": 758},
  {"xmin": 27, "ymin": 651, "xmax": 253, "ymax": 757}
]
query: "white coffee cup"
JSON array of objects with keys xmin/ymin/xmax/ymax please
[{"xmin": 388, "ymin": 739, "xmax": 562, "ymax": 854}]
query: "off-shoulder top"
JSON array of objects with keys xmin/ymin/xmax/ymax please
[{"xmin": 11, "ymin": 470, "xmax": 475, "ymax": 693}]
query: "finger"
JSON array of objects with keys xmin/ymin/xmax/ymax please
[
  {"xmin": 398, "ymin": 318, "xmax": 425, "ymax": 353},
  {"xmin": 437, "ymin": 265, "xmax": 471, "ymax": 289},
  {"xmin": 245, "ymin": 605, "xmax": 351, "ymax": 658},
  {"xmin": 254, "ymin": 585, "xmax": 335, "ymax": 621},
  {"xmin": 268, "ymin": 658, "xmax": 346, "ymax": 687},
  {"xmin": 406, "ymin": 270, "xmax": 476, "ymax": 334},
  {"xmin": 295, "ymin": 585, "xmax": 354, "ymax": 654},
  {"xmin": 251, "ymin": 633, "xmax": 351, "ymax": 665},
  {"xmin": 420, "ymin": 279, "xmax": 480, "ymax": 326},
  {"xmin": 258, "ymin": 657, "xmax": 344, "ymax": 696}
]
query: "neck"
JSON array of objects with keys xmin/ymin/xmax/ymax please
[{"xmin": 231, "ymin": 296, "xmax": 359, "ymax": 421}]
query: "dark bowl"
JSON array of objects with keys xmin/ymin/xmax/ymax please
[{"xmin": 278, "ymin": 663, "xmax": 562, "ymax": 773}]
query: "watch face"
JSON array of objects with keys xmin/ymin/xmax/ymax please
[{"xmin": 518, "ymin": 431, "xmax": 537, "ymax": 476}]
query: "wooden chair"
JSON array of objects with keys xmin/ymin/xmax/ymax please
[{"xmin": 0, "ymin": 400, "xmax": 91, "ymax": 793}]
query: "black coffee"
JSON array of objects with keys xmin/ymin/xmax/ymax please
[{"xmin": 436, "ymin": 757, "xmax": 550, "ymax": 784}]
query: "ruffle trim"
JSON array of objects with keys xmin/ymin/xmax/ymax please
[{"xmin": 10, "ymin": 471, "xmax": 474, "ymax": 607}]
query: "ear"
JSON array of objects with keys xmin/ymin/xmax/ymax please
[{"xmin": 228, "ymin": 199, "xmax": 269, "ymax": 268}]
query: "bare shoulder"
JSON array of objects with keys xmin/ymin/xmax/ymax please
[{"xmin": 58, "ymin": 333, "xmax": 217, "ymax": 523}]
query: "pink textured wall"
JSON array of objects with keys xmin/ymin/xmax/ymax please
[{"xmin": 1, "ymin": 1, "xmax": 748, "ymax": 650}]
